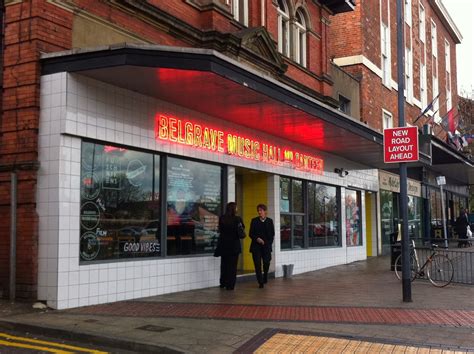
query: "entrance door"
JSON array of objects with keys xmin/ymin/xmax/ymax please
[{"xmin": 235, "ymin": 168, "xmax": 270, "ymax": 275}]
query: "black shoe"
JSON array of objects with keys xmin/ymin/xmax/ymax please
[
  {"xmin": 259, "ymin": 283, "xmax": 264, "ymax": 288},
  {"xmin": 219, "ymin": 284, "xmax": 225, "ymax": 288}
]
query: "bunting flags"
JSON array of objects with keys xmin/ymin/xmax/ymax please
[
  {"xmin": 439, "ymin": 106, "xmax": 458, "ymax": 133},
  {"xmin": 413, "ymin": 93, "xmax": 440, "ymax": 124}
]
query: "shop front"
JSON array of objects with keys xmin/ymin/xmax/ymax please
[
  {"xmin": 37, "ymin": 46, "xmax": 383, "ymax": 309},
  {"xmin": 379, "ymin": 171, "xmax": 422, "ymax": 255}
]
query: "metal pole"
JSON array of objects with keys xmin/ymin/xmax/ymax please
[
  {"xmin": 9, "ymin": 172, "xmax": 17, "ymax": 302},
  {"xmin": 396, "ymin": 0, "xmax": 412, "ymax": 302},
  {"xmin": 440, "ymin": 185, "xmax": 448, "ymax": 248}
]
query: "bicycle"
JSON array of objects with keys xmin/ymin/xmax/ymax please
[{"xmin": 394, "ymin": 240, "xmax": 454, "ymax": 287}]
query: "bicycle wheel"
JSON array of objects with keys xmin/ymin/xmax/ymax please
[
  {"xmin": 394, "ymin": 254, "xmax": 417, "ymax": 281},
  {"xmin": 426, "ymin": 254, "xmax": 454, "ymax": 287}
]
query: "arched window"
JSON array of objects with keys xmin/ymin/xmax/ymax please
[
  {"xmin": 294, "ymin": 9, "xmax": 307, "ymax": 67},
  {"xmin": 277, "ymin": 0, "xmax": 290, "ymax": 56}
]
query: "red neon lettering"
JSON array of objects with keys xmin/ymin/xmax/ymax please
[{"xmin": 155, "ymin": 114, "xmax": 323, "ymax": 174}]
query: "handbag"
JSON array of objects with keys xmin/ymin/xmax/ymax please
[
  {"xmin": 213, "ymin": 239, "xmax": 221, "ymax": 257},
  {"xmin": 467, "ymin": 225, "xmax": 472, "ymax": 238},
  {"xmin": 238, "ymin": 222, "xmax": 246, "ymax": 239}
]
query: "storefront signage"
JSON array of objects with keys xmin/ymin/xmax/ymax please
[
  {"xmin": 155, "ymin": 114, "xmax": 324, "ymax": 174},
  {"xmin": 383, "ymin": 127, "xmax": 419, "ymax": 163},
  {"xmin": 379, "ymin": 171, "xmax": 421, "ymax": 197}
]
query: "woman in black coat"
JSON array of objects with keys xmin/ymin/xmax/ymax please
[
  {"xmin": 217, "ymin": 202, "xmax": 244, "ymax": 290},
  {"xmin": 455, "ymin": 210, "xmax": 470, "ymax": 248}
]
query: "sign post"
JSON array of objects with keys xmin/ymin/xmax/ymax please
[{"xmin": 436, "ymin": 176, "xmax": 448, "ymax": 249}]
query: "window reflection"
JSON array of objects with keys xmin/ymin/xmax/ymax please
[
  {"xmin": 345, "ymin": 190, "xmax": 362, "ymax": 246},
  {"xmin": 308, "ymin": 183, "xmax": 340, "ymax": 247},
  {"xmin": 166, "ymin": 158, "xmax": 221, "ymax": 256},
  {"xmin": 80, "ymin": 142, "xmax": 160, "ymax": 262}
]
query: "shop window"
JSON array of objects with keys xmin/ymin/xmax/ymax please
[
  {"xmin": 345, "ymin": 189, "xmax": 362, "ymax": 246},
  {"xmin": 308, "ymin": 182, "xmax": 340, "ymax": 247},
  {"xmin": 408, "ymin": 195, "xmax": 422, "ymax": 241},
  {"xmin": 280, "ymin": 177, "xmax": 305, "ymax": 249},
  {"xmin": 80, "ymin": 142, "xmax": 161, "ymax": 262},
  {"xmin": 166, "ymin": 157, "xmax": 222, "ymax": 256}
]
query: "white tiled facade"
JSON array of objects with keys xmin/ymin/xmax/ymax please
[{"xmin": 37, "ymin": 73, "xmax": 379, "ymax": 309}]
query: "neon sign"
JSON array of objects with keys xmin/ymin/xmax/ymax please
[{"xmin": 155, "ymin": 114, "xmax": 324, "ymax": 174}]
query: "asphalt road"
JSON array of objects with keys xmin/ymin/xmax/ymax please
[{"xmin": 0, "ymin": 330, "xmax": 142, "ymax": 354}]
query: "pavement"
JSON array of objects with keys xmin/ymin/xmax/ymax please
[{"xmin": 1, "ymin": 256, "xmax": 473, "ymax": 353}]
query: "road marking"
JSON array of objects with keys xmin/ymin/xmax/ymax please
[
  {"xmin": 0, "ymin": 338, "xmax": 74, "ymax": 353},
  {"xmin": 0, "ymin": 332, "xmax": 108, "ymax": 353}
]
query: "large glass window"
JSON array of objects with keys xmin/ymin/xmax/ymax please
[
  {"xmin": 345, "ymin": 190, "xmax": 362, "ymax": 246},
  {"xmin": 308, "ymin": 183, "xmax": 340, "ymax": 247},
  {"xmin": 408, "ymin": 195, "xmax": 422, "ymax": 242},
  {"xmin": 280, "ymin": 177, "xmax": 341, "ymax": 250},
  {"xmin": 166, "ymin": 157, "xmax": 222, "ymax": 256},
  {"xmin": 80, "ymin": 142, "xmax": 160, "ymax": 262},
  {"xmin": 280, "ymin": 177, "xmax": 305, "ymax": 249}
]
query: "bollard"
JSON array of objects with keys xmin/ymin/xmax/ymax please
[{"xmin": 283, "ymin": 264, "xmax": 294, "ymax": 278}]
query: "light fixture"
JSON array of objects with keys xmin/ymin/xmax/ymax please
[{"xmin": 334, "ymin": 168, "xmax": 349, "ymax": 177}]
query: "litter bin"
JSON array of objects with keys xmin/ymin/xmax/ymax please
[
  {"xmin": 390, "ymin": 232, "xmax": 401, "ymax": 271},
  {"xmin": 282, "ymin": 264, "xmax": 294, "ymax": 278}
]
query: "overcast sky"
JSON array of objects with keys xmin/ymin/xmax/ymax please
[{"xmin": 442, "ymin": 0, "xmax": 474, "ymax": 97}]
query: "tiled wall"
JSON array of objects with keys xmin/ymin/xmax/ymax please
[{"xmin": 37, "ymin": 73, "xmax": 378, "ymax": 309}]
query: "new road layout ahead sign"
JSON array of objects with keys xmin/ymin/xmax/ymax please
[{"xmin": 384, "ymin": 126, "xmax": 419, "ymax": 163}]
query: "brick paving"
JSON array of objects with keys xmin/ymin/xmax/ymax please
[
  {"xmin": 236, "ymin": 329, "xmax": 472, "ymax": 353},
  {"xmin": 1, "ymin": 257, "xmax": 473, "ymax": 353},
  {"xmin": 69, "ymin": 301, "xmax": 474, "ymax": 327}
]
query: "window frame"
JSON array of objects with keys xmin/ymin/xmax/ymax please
[
  {"xmin": 405, "ymin": 0, "xmax": 412, "ymax": 27},
  {"xmin": 381, "ymin": 22, "xmax": 391, "ymax": 87},
  {"xmin": 79, "ymin": 139, "xmax": 226, "ymax": 264},
  {"xmin": 419, "ymin": 3, "xmax": 425, "ymax": 42},
  {"xmin": 280, "ymin": 176, "xmax": 342, "ymax": 251},
  {"xmin": 294, "ymin": 9, "xmax": 307, "ymax": 67},
  {"xmin": 338, "ymin": 94, "xmax": 351, "ymax": 115},
  {"xmin": 382, "ymin": 109, "xmax": 393, "ymax": 129},
  {"xmin": 277, "ymin": 0, "xmax": 290, "ymax": 57},
  {"xmin": 345, "ymin": 189, "xmax": 363, "ymax": 247},
  {"xmin": 231, "ymin": 0, "xmax": 249, "ymax": 26}
]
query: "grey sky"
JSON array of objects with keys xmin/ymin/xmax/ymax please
[{"xmin": 442, "ymin": 0, "xmax": 474, "ymax": 97}]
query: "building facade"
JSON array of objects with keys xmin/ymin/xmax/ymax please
[
  {"xmin": 1, "ymin": 0, "xmax": 393, "ymax": 309},
  {"xmin": 329, "ymin": 0, "xmax": 473, "ymax": 253}
]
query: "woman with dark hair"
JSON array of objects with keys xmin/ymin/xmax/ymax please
[{"xmin": 217, "ymin": 202, "xmax": 245, "ymax": 290}]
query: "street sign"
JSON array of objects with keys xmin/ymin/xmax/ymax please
[{"xmin": 384, "ymin": 126, "xmax": 419, "ymax": 163}]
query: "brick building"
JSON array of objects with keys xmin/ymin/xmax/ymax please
[
  {"xmin": 0, "ymin": 0, "xmax": 469, "ymax": 309},
  {"xmin": 329, "ymin": 0, "xmax": 473, "ymax": 254}
]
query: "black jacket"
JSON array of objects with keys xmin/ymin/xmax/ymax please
[
  {"xmin": 249, "ymin": 217, "xmax": 275, "ymax": 253},
  {"xmin": 218, "ymin": 215, "xmax": 244, "ymax": 255},
  {"xmin": 455, "ymin": 214, "xmax": 469, "ymax": 238}
]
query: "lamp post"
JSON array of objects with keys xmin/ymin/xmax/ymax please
[
  {"xmin": 396, "ymin": 0, "xmax": 411, "ymax": 302},
  {"xmin": 436, "ymin": 176, "xmax": 448, "ymax": 248}
]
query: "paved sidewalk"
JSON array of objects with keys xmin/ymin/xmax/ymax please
[{"xmin": 1, "ymin": 256, "xmax": 473, "ymax": 353}]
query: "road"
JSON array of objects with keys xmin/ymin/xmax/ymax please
[{"xmin": 0, "ymin": 331, "xmax": 138, "ymax": 354}]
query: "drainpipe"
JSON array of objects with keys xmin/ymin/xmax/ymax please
[{"xmin": 9, "ymin": 172, "xmax": 17, "ymax": 302}]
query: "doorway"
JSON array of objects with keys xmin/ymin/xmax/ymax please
[{"xmin": 235, "ymin": 167, "xmax": 270, "ymax": 275}]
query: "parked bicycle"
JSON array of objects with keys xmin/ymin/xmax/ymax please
[{"xmin": 394, "ymin": 240, "xmax": 454, "ymax": 287}]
